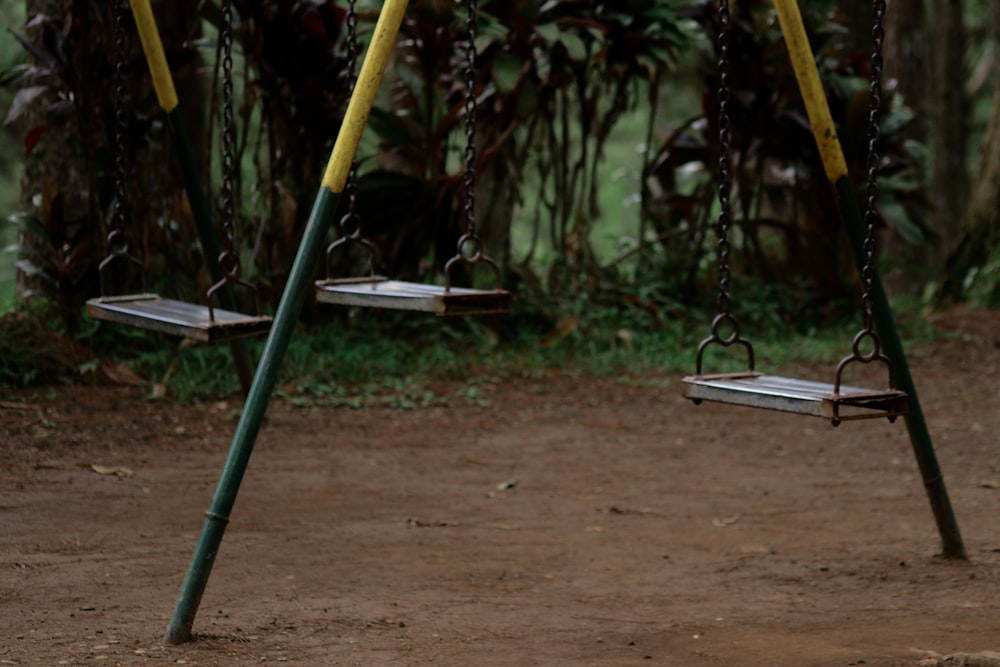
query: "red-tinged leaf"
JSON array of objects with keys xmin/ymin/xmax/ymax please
[
  {"xmin": 301, "ymin": 8, "xmax": 327, "ymax": 41},
  {"xmin": 24, "ymin": 124, "xmax": 45, "ymax": 153}
]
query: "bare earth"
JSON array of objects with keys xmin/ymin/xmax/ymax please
[{"xmin": 2, "ymin": 308, "xmax": 999, "ymax": 666}]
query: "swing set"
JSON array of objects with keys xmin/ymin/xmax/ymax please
[
  {"xmin": 313, "ymin": 0, "xmax": 513, "ymax": 316},
  {"xmin": 87, "ymin": 1, "xmax": 272, "ymax": 345},
  {"xmin": 76, "ymin": 0, "xmax": 961, "ymax": 645},
  {"xmin": 680, "ymin": 0, "xmax": 908, "ymax": 426}
]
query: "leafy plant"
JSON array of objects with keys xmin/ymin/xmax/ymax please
[
  {"xmin": 3, "ymin": 4, "xmax": 212, "ymax": 326},
  {"xmin": 642, "ymin": 0, "xmax": 932, "ymax": 314},
  {"xmin": 5, "ymin": 199, "xmax": 94, "ymax": 332},
  {"xmin": 352, "ymin": 1, "xmax": 689, "ymax": 296}
]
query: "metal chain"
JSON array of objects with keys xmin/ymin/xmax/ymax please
[
  {"xmin": 342, "ymin": 0, "xmax": 361, "ymax": 237},
  {"xmin": 219, "ymin": 0, "xmax": 238, "ymax": 273},
  {"xmin": 111, "ymin": 0, "xmax": 129, "ymax": 248},
  {"xmin": 830, "ymin": 0, "xmax": 901, "ymax": 405},
  {"xmin": 860, "ymin": 0, "xmax": 886, "ymax": 332},
  {"xmin": 345, "ymin": 0, "xmax": 359, "ymax": 82},
  {"xmin": 714, "ymin": 0, "xmax": 733, "ymax": 317},
  {"xmin": 462, "ymin": 0, "xmax": 478, "ymax": 239},
  {"xmin": 441, "ymin": 0, "xmax": 504, "ymax": 292},
  {"xmin": 690, "ymin": 0, "xmax": 755, "ymax": 375}
]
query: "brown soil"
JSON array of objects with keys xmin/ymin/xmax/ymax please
[{"xmin": 2, "ymin": 308, "xmax": 1000, "ymax": 666}]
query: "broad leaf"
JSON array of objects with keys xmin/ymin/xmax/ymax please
[
  {"xmin": 8, "ymin": 212, "xmax": 49, "ymax": 242},
  {"xmin": 367, "ymin": 107, "xmax": 412, "ymax": 147},
  {"xmin": 557, "ymin": 30, "xmax": 588, "ymax": 61},
  {"xmin": 4, "ymin": 85, "xmax": 48, "ymax": 126},
  {"xmin": 877, "ymin": 198, "xmax": 926, "ymax": 245},
  {"xmin": 491, "ymin": 52, "xmax": 523, "ymax": 94}
]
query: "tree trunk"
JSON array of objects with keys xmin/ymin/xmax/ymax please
[
  {"xmin": 993, "ymin": 0, "xmax": 1000, "ymax": 46},
  {"xmin": 885, "ymin": 1, "xmax": 930, "ymax": 141},
  {"xmin": 880, "ymin": 0, "xmax": 932, "ymax": 295},
  {"xmin": 929, "ymin": 0, "xmax": 969, "ymax": 269},
  {"xmin": 832, "ymin": 0, "xmax": 871, "ymax": 56}
]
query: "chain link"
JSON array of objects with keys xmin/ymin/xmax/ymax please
[
  {"xmin": 690, "ymin": 0, "xmax": 756, "ymax": 374},
  {"xmin": 220, "ymin": 0, "xmax": 237, "ymax": 264},
  {"xmin": 342, "ymin": 0, "xmax": 360, "ymax": 234},
  {"xmin": 860, "ymin": 0, "xmax": 886, "ymax": 333},
  {"xmin": 714, "ymin": 0, "xmax": 733, "ymax": 317},
  {"xmin": 441, "ymin": 0, "xmax": 505, "ymax": 293},
  {"xmin": 462, "ymin": 0, "xmax": 478, "ymax": 238},
  {"xmin": 112, "ymin": 0, "xmax": 129, "ymax": 245},
  {"xmin": 345, "ymin": 0, "xmax": 359, "ymax": 87}
]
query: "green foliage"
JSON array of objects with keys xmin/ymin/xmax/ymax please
[
  {"xmin": 4, "ymin": 202, "xmax": 96, "ymax": 332},
  {"xmin": 0, "ymin": 0, "xmax": 956, "ymax": 404},
  {"xmin": 1, "ymin": 8, "xmax": 105, "ymax": 323},
  {"xmin": 0, "ymin": 0, "xmax": 24, "ymax": 313},
  {"xmin": 2, "ymin": 3, "xmax": 214, "ymax": 320},
  {"xmin": 1, "ymin": 264, "xmax": 923, "ymax": 406},
  {"xmin": 643, "ymin": 0, "xmax": 931, "ymax": 312},
  {"xmin": 962, "ymin": 253, "xmax": 1000, "ymax": 309},
  {"xmin": 0, "ymin": 306, "xmax": 94, "ymax": 387},
  {"xmin": 351, "ymin": 0, "xmax": 689, "ymax": 287}
]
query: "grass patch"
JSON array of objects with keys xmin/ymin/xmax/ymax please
[{"xmin": 3, "ymin": 280, "xmax": 941, "ymax": 406}]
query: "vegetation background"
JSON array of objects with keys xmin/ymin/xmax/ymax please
[{"xmin": 0, "ymin": 0, "xmax": 997, "ymax": 400}]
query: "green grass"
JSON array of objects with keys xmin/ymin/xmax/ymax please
[
  {"xmin": 0, "ymin": 267, "xmax": 944, "ymax": 405},
  {"xmin": 96, "ymin": 287, "xmax": 909, "ymax": 406}
]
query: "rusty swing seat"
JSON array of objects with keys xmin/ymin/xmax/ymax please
[
  {"xmin": 315, "ymin": 276, "xmax": 512, "ymax": 317},
  {"xmin": 87, "ymin": 293, "xmax": 272, "ymax": 343},
  {"xmin": 90, "ymin": 13, "xmax": 271, "ymax": 347},
  {"xmin": 88, "ymin": 237, "xmax": 272, "ymax": 344},
  {"xmin": 315, "ymin": 221, "xmax": 512, "ymax": 317},
  {"xmin": 681, "ymin": 314, "xmax": 908, "ymax": 426},
  {"xmin": 315, "ymin": 7, "xmax": 511, "ymax": 320},
  {"xmin": 680, "ymin": 0, "xmax": 908, "ymax": 428},
  {"xmin": 681, "ymin": 371, "xmax": 908, "ymax": 424}
]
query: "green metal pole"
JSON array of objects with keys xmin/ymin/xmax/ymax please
[
  {"xmin": 164, "ymin": 188, "xmax": 340, "ymax": 645},
  {"xmin": 833, "ymin": 179, "xmax": 966, "ymax": 558},
  {"xmin": 164, "ymin": 0, "xmax": 412, "ymax": 644},
  {"xmin": 129, "ymin": 0, "xmax": 254, "ymax": 396},
  {"xmin": 773, "ymin": 0, "xmax": 965, "ymax": 559}
]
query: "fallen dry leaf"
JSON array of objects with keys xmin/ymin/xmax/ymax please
[{"xmin": 91, "ymin": 464, "xmax": 135, "ymax": 478}]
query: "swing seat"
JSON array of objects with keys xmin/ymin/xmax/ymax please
[
  {"xmin": 87, "ymin": 294, "xmax": 273, "ymax": 343},
  {"xmin": 314, "ymin": 277, "xmax": 513, "ymax": 317},
  {"xmin": 681, "ymin": 371, "xmax": 908, "ymax": 424}
]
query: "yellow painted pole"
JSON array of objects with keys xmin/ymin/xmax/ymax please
[
  {"xmin": 771, "ymin": 0, "xmax": 848, "ymax": 182},
  {"xmin": 127, "ymin": 0, "xmax": 179, "ymax": 113},
  {"xmin": 322, "ymin": 0, "xmax": 408, "ymax": 193}
]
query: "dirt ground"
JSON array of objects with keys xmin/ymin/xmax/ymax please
[{"xmin": 2, "ymin": 308, "xmax": 1000, "ymax": 666}]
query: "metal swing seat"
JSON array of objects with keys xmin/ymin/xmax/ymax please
[
  {"xmin": 682, "ymin": 372, "xmax": 908, "ymax": 423},
  {"xmin": 313, "ymin": 0, "xmax": 510, "ymax": 319},
  {"xmin": 87, "ymin": 242, "xmax": 272, "ymax": 343},
  {"xmin": 88, "ymin": 3, "xmax": 271, "ymax": 345},
  {"xmin": 87, "ymin": 295, "xmax": 271, "ymax": 343},
  {"xmin": 315, "ymin": 231, "xmax": 512, "ymax": 317},
  {"xmin": 680, "ymin": 0, "xmax": 906, "ymax": 427},
  {"xmin": 316, "ymin": 278, "xmax": 513, "ymax": 316},
  {"xmin": 680, "ymin": 316, "xmax": 908, "ymax": 426}
]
